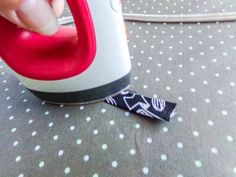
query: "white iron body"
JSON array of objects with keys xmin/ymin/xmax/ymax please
[{"xmin": 13, "ymin": 0, "xmax": 131, "ymax": 103}]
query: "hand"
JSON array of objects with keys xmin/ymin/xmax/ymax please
[{"xmin": 0, "ymin": 0, "xmax": 65, "ymax": 35}]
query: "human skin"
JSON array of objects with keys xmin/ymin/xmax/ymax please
[{"xmin": 0, "ymin": 0, "xmax": 65, "ymax": 35}]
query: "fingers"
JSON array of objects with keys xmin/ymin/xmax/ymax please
[
  {"xmin": 15, "ymin": 0, "xmax": 58, "ymax": 35},
  {"xmin": 0, "ymin": 0, "xmax": 65, "ymax": 35},
  {"xmin": 0, "ymin": 0, "xmax": 22, "ymax": 10},
  {"xmin": 0, "ymin": 8, "xmax": 26, "ymax": 28},
  {"xmin": 51, "ymin": 0, "xmax": 65, "ymax": 18}
]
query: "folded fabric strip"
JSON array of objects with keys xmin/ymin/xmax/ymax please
[{"xmin": 105, "ymin": 90, "xmax": 177, "ymax": 121}]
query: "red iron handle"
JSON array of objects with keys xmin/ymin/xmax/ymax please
[{"xmin": 0, "ymin": 0, "xmax": 96, "ymax": 80}]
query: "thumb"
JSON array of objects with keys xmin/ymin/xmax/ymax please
[{"xmin": 16, "ymin": 0, "xmax": 58, "ymax": 35}]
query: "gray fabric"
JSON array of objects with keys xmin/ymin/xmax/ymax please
[
  {"xmin": 122, "ymin": 0, "xmax": 236, "ymax": 15},
  {"xmin": 1, "ymin": 1, "xmax": 236, "ymax": 177},
  {"xmin": 62, "ymin": 0, "xmax": 236, "ymax": 17}
]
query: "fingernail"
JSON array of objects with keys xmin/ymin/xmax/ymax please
[
  {"xmin": 16, "ymin": 0, "xmax": 58, "ymax": 35},
  {"xmin": 51, "ymin": 0, "xmax": 65, "ymax": 18}
]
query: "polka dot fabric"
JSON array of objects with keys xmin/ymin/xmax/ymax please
[
  {"xmin": 1, "ymin": 1, "xmax": 236, "ymax": 177},
  {"xmin": 122, "ymin": 0, "xmax": 236, "ymax": 15}
]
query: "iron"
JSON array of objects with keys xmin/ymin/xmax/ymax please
[{"xmin": 0, "ymin": 0, "xmax": 131, "ymax": 104}]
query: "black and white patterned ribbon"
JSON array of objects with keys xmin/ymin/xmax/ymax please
[{"xmin": 105, "ymin": 90, "xmax": 177, "ymax": 121}]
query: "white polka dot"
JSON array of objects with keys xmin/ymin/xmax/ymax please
[
  {"xmin": 32, "ymin": 131, "xmax": 37, "ymax": 136},
  {"xmin": 208, "ymin": 120, "xmax": 214, "ymax": 126},
  {"xmin": 80, "ymin": 106, "xmax": 84, "ymax": 110},
  {"xmin": 143, "ymin": 85, "xmax": 148, "ymax": 89},
  {"xmin": 76, "ymin": 139, "xmax": 82, "ymax": 145},
  {"xmin": 177, "ymin": 174, "xmax": 183, "ymax": 177},
  {"xmin": 163, "ymin": 127, "xmax": 168, "ymax": 132},
  {"xmin": 84, "ymin": 155, "xmax": 90, "ymax": 162},
  {"xmin": 48, "ymin": 122, "xmax": 53, "ymax": 127},
  {"xmin": 218, "ymin": 90, "xmax": 223, "ymax": 95},
  {"xmin": 205, "ymin": 99, "xmax": 210, "ymax": 103},
  {"xmin": 101, "ymin": 109, "xmax": 106, "ymax": 113},
  {"xmin": 64, "ymin": 167, "xmax": 70, "ymax": 174},
  {"xmin": 125, "ymin": 112, "xmax": 130, "ymax": 116},
  {"xmin": 233, "ymin": 167, "xmax": 236, "ymax": 174},
  {"xmin": 178, "ymin": 79, "xmax": 183, "ymax": 83},
  {"xmin": 189, "ymin": 57, "xmax": 194, "ymax": 61},
  {"xmin": 18, "ymin": 174, "xmax": 24, "ymax": 177},
  {"xmin": 155, "ymin": 78, "xmax": 160, "ymax": 82},
  {"xmin": 195, "ymin": 160, "xmax": 202, "ymax": 167},
  {"xmin": 119, "ymin": 133, "xmax": 124, "ymax": 139},
  {"xmin": 212, "ymin": 58, "xmax": 217, "ymax": 63},
  {"xmin": 226, "ymin": 135, "xmax": 234, "ymax": 142},
  {"xmin": 130, "ymin": 149, "xmax": 136, "ymax": 155},
  {"xmin": 86, "ymin": 117, "xmax": 91, "ymax": 122},
  {"xmin": 190, "ymin": 72, "xmax": 195, "ymax": 76},
  {"xmin": 112, "ymin": 161, "xmax": 118, "ymax": 168},
  {"xmin": 177, "ymin": 142, "xmax": 183, "ymax": 148},
  {"xmin": 192, "ymin": 108, "xmax": 197, "ymax": 112},
  {"xmin": 26, "ymin": 108, "xmax": 30, "ymax": 112},
  {"xmin": 193, "ymin": 131, "xmax": 199, "ymax": 137},
  {"xmin": 153, "ymin": 94, "xmax": 158, "ymax": 98},
  {"xmin": 147, "ymin": 138, "xmax": 152, "ymax": 144},
  {"xmin": 93, "ymin": 173, "xmax": 99, "ymax": 177},
  {"xmin": 9, "ymin": 116, "xmax": 14, "ymax": 120},
  {"xmin": 27, "ymin": 119, "xmax": 34, "ymax": 124},
  {"xmin": 222, "ymin": 110, "xmax": 228, "ymax": 116},
  {"xmin": 70, "ymin": 125, "xmax": 75, "ymax": 131},
  {"xmin": 93, "ymin": 129, "xmax": 98, "ymax": 135},
  {"xmin": 58, "ymin": 150, "xmax": 64, "ymax": 156},
  {"xmin": 110, "ymin": 120, "xmax": 115, "ymax": 125},
  {"xmin": 15, "ymin": 156, "xmax": 21, "ymax": 162},
  {"xmin": 39, "ymin": 161, "xmax": 45, "ymax": 168},
  {"xmin": 13, "ymin": 141, "xmax": 19, "ymax": 147},
  {"xmin": 35, "ymin": 145, "xmax": 40, "ymax": 151},
  {"xmin": 135, "ymin": 124, "xmax": 141, "ymax": 129},
  {"xmin": 190, "ymin": 88, "xmax": 196, "ymax": 92},
  {"xmin": 203, "ymin": 80, "xmax": 208, "ymax": 85},
  {"xmin": 166, "ymin": 86, "xmax": 171, "ymax": 91},
  {"xmin": 230, "ymin": 82, "xmax": 235, "ymax": 87},
  {"xmin": 211, "ymin": 148, "xmax": 218, "ymax": 154},
  {"xmin": 11, "ymin": 128, "xmax": 16, "ymax": 133},
  {"xmin": 53, "ymin": 135, "xmax": 59, "ymax": 141},
  {"xmin": 44, "ymin": 111, "xmax": 49, "ymax": 115},
  {"xmin": 222, "ymin": 52, "xmax": 228, "ymax": 56},
  {"xmin": 167, "ymin": 70, "xmax": 172, "ymax": 74},
  {"xmin": 161, "ymin": 154, "xmax": 167, "ymax": 161},
  {"xmin": 142, "ymin": 167, "xmax": 149, "ymax": 175},
  {"xmin": 65, "ymin": 114, "xmax": 69, "ymax": 118},
  {"xmin": 178, "ymin": 117, "xmax": 183, "ymax": 122},
  {"xmin": 102, "ymin": 144, "xmax": 108, "ymax": 150}
]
